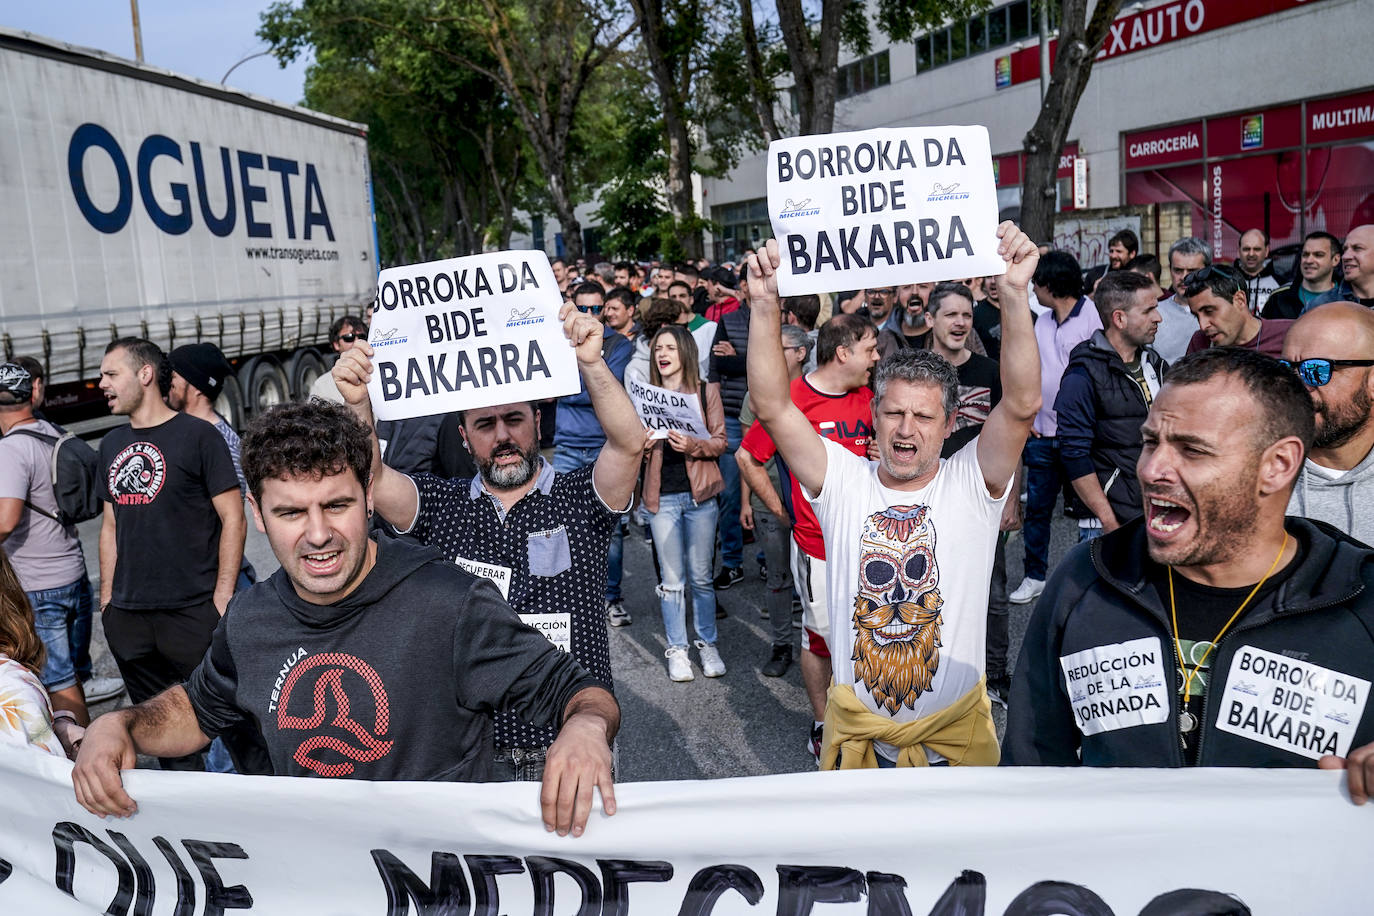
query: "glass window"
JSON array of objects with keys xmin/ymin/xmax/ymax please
[
  {"xmin": 950, "ymin": 22, "xmax": 967, "ymax": 60},
  {"xmin": 932, "ymin": 28, "xmax": 949, "ymax": 67},
  {"xmin": 876, "ymin": 50, "xmax": 890, "ymax": 85},
  {"xmin": 969, "ymin": 14, "xmax": 987, "ymax": 53},
  {"xmin": 1009, "ymin": 0, "xmax": 1030, "ymax": 40},
  {"xmin": 988, "ymin": 6, "xmax": 1008, "ymax": 46},
  {"xmin": 863, "ymin": 56, "xmax": 876, "ymax": 92},
  {"xmin": 916, "ymin": 35, "xmax": 932, "ymax": 71}
]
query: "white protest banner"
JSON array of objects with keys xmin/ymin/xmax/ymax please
[
  {"xmin": 768, "ymin": 126, "xmax": 1005, "ymax": 296},
  {"xmin": 626, "ymin": 376, "xmax": 710, "ymax": 440},
  {"xmin": 366, "ymin": 250, "xmax": 579, "ymax": 421},
  {"xmin": 3, "ymin": 747, "xmax": 1372, "ymax": 914}
]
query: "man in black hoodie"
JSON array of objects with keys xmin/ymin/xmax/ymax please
[
  {"xmin": 1006, "ymin": 348, "xmax": 1374, "ymax": 804},
  {"xmin": 72, "ymin": 400, "xmax": 620, "ymax": 837}
]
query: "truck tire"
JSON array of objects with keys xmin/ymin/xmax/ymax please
[
  {"xmin": 286, "ymin": 348, "xmax": 328, "ymax": 400},
  {"xmin": 242, "ymin": 357, "xmax": 289, "ymax": 417},
  {"xmin": 215, "ymin": 375, "xmax": 247, "ymax": 431}
]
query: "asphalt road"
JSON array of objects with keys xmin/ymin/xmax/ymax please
[{"xmin": 75, "ymin": 488, "xmax": 1081, "ymax": 782}]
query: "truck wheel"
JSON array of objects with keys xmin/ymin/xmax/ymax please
[
  {"xmin": 242, "ymin": 357, "xmax": 289, "ymax": 417},
  {"xmin": 286, "ymin": 349, "xmax": 328, "ymax": 400},
  {"xmin": 215, "ymin": 376, "xmax": 247, "ymax": 431}
]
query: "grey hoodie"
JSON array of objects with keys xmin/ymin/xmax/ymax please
[{"xmin": 1288, "ymin": 447, "xmax": 1374, "ymax": 547}]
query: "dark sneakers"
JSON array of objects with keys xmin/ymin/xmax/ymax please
[
  {"xmin": 713, "ymin": 566, "xmax": 744, "ymax": 590},
  {"xmin": 762, "ymin": 645, "xmax": 792, "ymax": 677}
]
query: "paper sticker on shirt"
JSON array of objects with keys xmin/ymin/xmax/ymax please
[
  {"xmin": 852, "ymin": 505, "xmax": 942, "ymax": 715},
  {"xmin": 520, "ymin": 613, "xmax": 571, "ymax": 653},
  {"xmin": 453, "ymin": 555, "xmax": 512, "ymax": 599},
  {"xmin": 1059, "ymin": 637, "xmax": 1168, "ymax": 737},
  {"xmin": 1216, "ymin": 646, "xmax": 1369, "ymax": 760}
]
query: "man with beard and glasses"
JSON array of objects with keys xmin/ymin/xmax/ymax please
[
  {"xmin": 746, "ymin": 221, "xmax": 1042, "ymax": 769},
  {"xmin": 1003, "ymin": 348, "xmax": 1374, "ymax": 801},
  {"xmin": 1282, "ymin": 302, "xmax": 1374, "ymax": 545},
  {"xmin": 72, "ymin": 400, "xmax": 620, "ymax": 837},
  {"xmin": 331, "ymin": 305, "xmax": 645, "ymax": 782}
]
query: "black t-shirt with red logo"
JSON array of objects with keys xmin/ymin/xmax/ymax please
[
  {"xmin": 98, "ymin": 412, "xmax": 240, "ymax": 608},
  {"xmin": 185, "ymin": 535, "xmax": 603, "ymax": 782}
]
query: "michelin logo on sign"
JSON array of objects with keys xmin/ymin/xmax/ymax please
[
  {"xmin": 778, "ymin": 197, "xmax": 821, "ymax": 219},
  {"xmin": 506, "ymin": 306, "xmax": 544, "ymax": 328},
  {"xmin": 369, "ymin": 327, "xmax": 409, "ymax": 348},
  {"xmin": 927, "ymin": 181, "xmax": 971, "ymax": 202}
]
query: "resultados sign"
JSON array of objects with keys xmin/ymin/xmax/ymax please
[
  {"xmin": 366, "ymin": 250, "xmax": 580, "ymax": 421},
  {"xmin": 768, "ymin": 126, "xmax": 1005, "ymax": 295}
]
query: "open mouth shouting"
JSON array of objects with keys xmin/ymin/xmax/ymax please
[
  {"xmin": 1145, "ymin": 495, "xmax": 1192, "ymax": 538},
  {"xmin": 300, "ymin": 548, "xmax": 344, "ymax": 577}
]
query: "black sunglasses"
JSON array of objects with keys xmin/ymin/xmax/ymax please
[
  {"xmin": 336, "ymin": 331, "xmax": 366, "ymax": 343},
  {"xmin": 1278, "ymin": 358, "xmax": 1374, "ymax": 387},
  {"xmin": 576, "ymin": 304, "xmax": 604, "ymax": 314}
]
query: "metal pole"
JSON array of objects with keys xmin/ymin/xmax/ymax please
[
  {"xmin": 1038, "ymin": 2, "xmax": 1051, "ymax": 101},
  {"xmin": 130, "ymin": 0, "xmax": 144, "ymax": 62}
]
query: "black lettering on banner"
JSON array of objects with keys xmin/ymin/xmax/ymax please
[
  {"xmin": 1003, "ymin": 880, "xmax": 1114, "ymax": 916},
  {"xmin": 675, "ymin": 864, "xmax": 764, "ymax": 916},
  {"xmin": 107, "ymin": 831, "xmax": 156, "ymax": 916},
  {"xmin": 0, "ymin": 856, "xmax": 9, "ymax": 885},
  {"xmin": 598, "ymin": 859, "xmax": 674, "ymax": 916},
  {"xmin": 920, "ymin": 869, "xmax": 989, "ymax": 916},
  {"xmin": 1138, "ymin": 889, "xmax": 1253, "ymax": 915},
  {"xmin": 378, "ymin": 341, "xmax": 552, "ymax": 401},
  {"xmin": 775, "ymin": 865, "xmax": 866, "ymax": 915},
  {"xmin": 53, "ymin": 822, "xmax": 136, "ymax": 915},
  {"xmin": 785, "ymin": 216, "xmax": 972, "ymax": 276},
  {"xmin": 527, "ymin": 856, "xmax": 601, "ymax": 916},
  {"xmin": 152, "ymin": 836, "xmax": 197, "ymax": 916},
  {"xmin": 372, "ymin": 849, "xmax": 471, "ymax": 915},
  {"xmin": 465, "ymin": 854, "xmax": 525, "ymax": 916},
  {"xmin": 182, "ymin": 840, "xmax": 253, "ymax": 916},
  {"xmin": 864, "ymin": 870, "xmax": 915, "ymax": 916}
]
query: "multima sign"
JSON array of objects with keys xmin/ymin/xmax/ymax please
[{"xmin": 66, "ymin": 122, "xmax": 335, "ymax": 240}]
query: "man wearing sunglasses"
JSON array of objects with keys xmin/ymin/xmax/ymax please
[
  {"xmin": 1282, "ymin": 302, "xmax": 1374, "ymax": 546},
  {"xmin": 1182, "ymin": 265, "xmax": 1291, "ymax": 358},
  {"xmin": 309, "ymin": 316, "xmax": 369, "ymax": 404}
]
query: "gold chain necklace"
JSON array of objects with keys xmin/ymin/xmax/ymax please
[{"xmin": 1167, "ymin": 533, "xmax": 1289, "ymax": 737}]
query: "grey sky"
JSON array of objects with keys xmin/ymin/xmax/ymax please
[{"xmin": 4, "ymin": 1, "xmax": 310, "ymax": 106}]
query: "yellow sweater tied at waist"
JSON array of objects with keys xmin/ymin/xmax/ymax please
[{"xmin": 820, "ymin": 678, "xmax": 1000, "ymax": 769}]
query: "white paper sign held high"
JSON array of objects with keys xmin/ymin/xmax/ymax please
[
  {"xmin": 366, "ymin": 250, "xmax": 579, "ymax": 420},
  {"xmin": 768, "ymin": 126, "xmax": 1004, "ymax": 295}
]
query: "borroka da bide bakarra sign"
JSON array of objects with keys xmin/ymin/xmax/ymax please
[{"xmin": 767, "ymin": 126, "xmax": 1006, "ymax": 296}]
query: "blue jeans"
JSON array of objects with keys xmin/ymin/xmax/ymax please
[
  {"xmin": 1078, "ymin": 526, "xmax": 1104, "ymax": 543},
  {"xmin": 553, "ymin": 444, "xmax": 624, "ymax": 601},
  {"xmin": 28, "ymin": 575, "xmax": 94, "ymax": 692},
  {"xmin": 1022, "ymin": 436, "xmax": 1064, "ymax": 582},
  {"xmin": 716, "ymin": 415, "xmax": 744, "ymax": 570},
  {"xmin": 649, "ymin": 492, "xmax": 719, "ymax": 647}
]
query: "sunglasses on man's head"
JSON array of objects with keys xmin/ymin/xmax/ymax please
[
  {"xmin": 1278, "ymin": 357, "xmax": 1374, "ymax": 387},
  {"xmin": 336, "ymin": 331, "xmax": 366, "ymax": 343}
]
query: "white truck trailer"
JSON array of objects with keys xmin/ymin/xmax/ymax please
[{"xmin": 0, "ymin": 27, "xmax": 378, "ymax": 430}]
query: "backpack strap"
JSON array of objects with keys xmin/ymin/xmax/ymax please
[{"xmin": 5, "ymin": 426, "xmax": 64, "ymax": 523}]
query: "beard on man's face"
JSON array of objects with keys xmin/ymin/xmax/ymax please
[
  {"xmin": 479, "ymin": 440, "xmax": 540, "ymax": 489},
  {"xmin": 1314, "ymin": 385, "xmax": 1373, "ymax": 450}
]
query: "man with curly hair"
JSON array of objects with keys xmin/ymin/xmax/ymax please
[{"xmin": 73, "ymin": 400, "xmax": 620, "ymax": 838}]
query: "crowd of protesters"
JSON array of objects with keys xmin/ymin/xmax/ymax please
[{"xmin": 4, "ymin": 219, "xmax": 1374, "ymax": 834}]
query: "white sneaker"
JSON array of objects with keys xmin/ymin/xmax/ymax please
[
  {"xmin": 665, "ymin": 646, "xmax": 695, "ymax": 682},
  {"xmin": 1009, "ymin": 577, "xmax": 1045, "ymax": 604},
  {"xmin": 695, "ymin": 640, "xmax": 726, "ymax": 677},
  {"xmin": 83, "ymin": 675, "xmax": 126, "ymax": 704}
]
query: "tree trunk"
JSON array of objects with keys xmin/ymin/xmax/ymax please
[
  {"xmin": 630, "ymin": 0, "xmax": 703, "ymax": 260},
  {"xmin": 1017, "ymin": 0, "xmax": 1124, "ymax": 245},
  {"xmin": 738, "ymin": 0, "xmax": 781, "ymax": 142},
  {"xmin": 775, "ymin": 0, "xmax": 845, "ymax": 135}
]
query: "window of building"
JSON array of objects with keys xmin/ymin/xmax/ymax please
[
  {"xmin": 712, "ymin": 199, "xmax": 771, "ymax": 263},
  {"xmin": 917, "ymin": 0, "xmax": 1039, "ymax": 73},
  {"xmin": 837, "ymin": 49, "xmax": 892, "ymax": 100}
]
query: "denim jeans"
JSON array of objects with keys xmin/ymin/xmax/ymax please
[
  {"xmin": 649, "ymin": 492, "xmax": 719, "ymax": 647},
  {"xmin": 553, "ymin": 444, "xmax": 624, "ymax": 601},
  {"xmin": 1021, "ymin": 436, "xmax": 1064, "ymax": 582},
  {"xmin": 754, "ymin": 507, "xmax": 797, "ymax": 649},
  {"xmin": 716, "ymin": 415, "xmax": 744, "ymax": 570},
  {"xmin": 28, "ymin": 575, "xmax": 94, "ymax": 692},
  {"xmin": 1078, "ymin": 526, "xmax": 1104, "ymax": 543}
]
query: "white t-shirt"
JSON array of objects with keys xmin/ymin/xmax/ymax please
[
  {"xmin": 0, "ymin": 655, "xmax": 64, "ymax": 758},
  {"xmin": 809, "ymin": 437, "xmax": 1010, "ymax": 759}
]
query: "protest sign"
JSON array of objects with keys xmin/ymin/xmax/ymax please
[
  {"xmin": 366, "ymin": 250, "xmax": 579, "ymax": 421},
  {"xmin": 3, "ymin": 747, "xmax": 1371, "ymax": 914},
  {"xmin": 768, "ymin": 126, "xmax": 1005, "ymax": 296},
  {"xmin": 626, "ymin": 376, "xmax": 709, "ymax": 439}
]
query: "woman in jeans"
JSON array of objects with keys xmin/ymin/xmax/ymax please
[{"xmin": 640, "ymin": 325, "xmax": 728, "ymax": 681}]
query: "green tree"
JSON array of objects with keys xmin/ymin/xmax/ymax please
[{"xmin": 1018, "ymin": 0, "xmax": 1124, "ymax": 245}]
